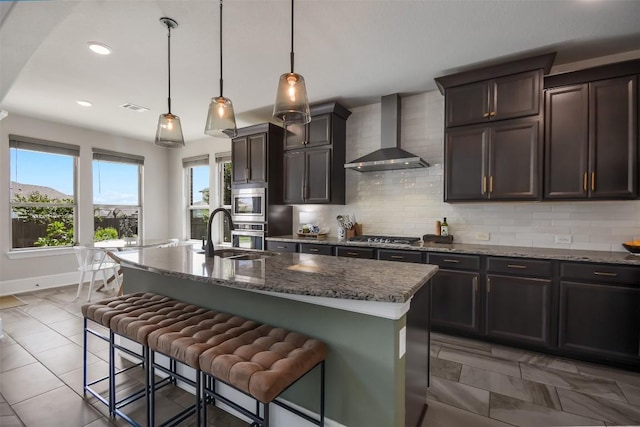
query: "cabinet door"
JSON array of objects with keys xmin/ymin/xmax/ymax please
[
  {"xmin": 488, "ymin": 118, "xmax": 540, "ymax": 200},
  {"xmin": 299, "ymin": 243, "xmax": 334, "ymax": 256},
  {"xmin": 336, "ymin": 246, "xmax": 375, "ymax": 259},
  {"xmin": 248, "ymin": 133, "xmax": 267, "ymax": 183},
  {"xmin": 307, "ymin": 114, "xmax": 332, "ymax": 147},
  {"xmin": 283, "ymin": 151, "xmax": 305, "ymax": 204},
  {"xmin": 559, "ymin": 281, "xmax": 640, "ymax": 361},
  {"xmin": 492, "ymin": 70, "xmax": 542, "ymax": 121},
  {"xmin": 231, "ymin": 137, "xmax": 248, "ymax": 184},
  {"xmin": 445, "ymin": 126, "xmax": 488, "ymax": 201},
  {"xmin": 544, "ymin": 85, "xmax": 589, "ymax": 199},
  {"xmin": 305, "ymin": 148, "xmax": 331, "ymax": 203},
  {"xmin": 284, "ymin": 123, "xmax": 306, "ymax": 150},
  {"xmin": 266, "ymin": 241, "xmax": 297, "ymax": 253},
  {"xmin": 486, "ymin": 274, "xmax": 552, "ymax": 347},
  {"xmin": 431, "ymin": 270, "xmax": 481, "ymax": 334},
  {"xmin": 589, "ymin": 76, "xmax": 638, "ymax": 199},
  {"xmin": 446, "ymin": 81, "xmax": 490, "ymax": 127}
]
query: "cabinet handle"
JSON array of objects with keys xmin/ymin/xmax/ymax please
[
  {"xmin": 391, "ymin": 255, "xmax": 404, "ymax": 259},
  {"xmin": 489, "ymin": 176, "xmax": 494, "ymax": 193},
  {"xmin": 489, "ymin": 111, "xmax": 496, "ymax": 117},
  {"xmin": 591, "ymin": 172, "xmax": 596, "ymax": 192},
  {"xmin": 347, "ymin": 252, "xmax": 359, "ymax": 256},
  {"xmin": 276, "ymin": 246, "xmax": 286, "ymax": 249},
  {"xmin": 507, "ymin": 264, "xmax": 527, "ymax": 269},
  {"xmin": 309, "ymin": 248, "xmax": 319, "ymax": 252},
  {"xmin": 583, "ymin": 172, "xmax": 588, "ymax": 192},
  {"xmin": 483, "ymin": 112, "xmax": 490, "ymax": 118},
  {"xmin": 487, "ymin": 278, "xmax": 491, "ymax": 293},
  {"xmin": 443, "ymin": 259, "xmax": 460, "ymax": 263},
  {"xmin": 301, "ymin": 185, "xmax": 306, "ymax": 201},
  {"xmin": 482, "ymin": 176, "xmax": 487, "ymax": 194},
  {"xmin": 594, "ymin": 271, "xmax": 617, "ymax": 277},
  {"xmin": 473, "ymin": 276, "xmax": 478, "ymax": 292},
  {"xmin": 245, "ymin": 168, "xmax": 249, "ymax": 182}
]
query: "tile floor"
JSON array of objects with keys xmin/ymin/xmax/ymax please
[{"xmin": 0, "ymin": 284, "xmax": 639, "ymax": 426}]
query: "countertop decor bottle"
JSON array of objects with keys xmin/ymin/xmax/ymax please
[
  {"xmin": 441, "ymin": 217, "xmax": 449, "ymax": 236},
  {"xmin": 435, "ymin": 220, "xmax": 441, "ymax": 236}
]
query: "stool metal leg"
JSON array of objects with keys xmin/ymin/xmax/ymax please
[
  {"xmin": 149, "ymin": 351, "xmax": 155, "ymax": 427},
  {"xmin": 109, "ymin": 329, "xmax": 116, "ymax": 417},
  {"xmin": 320, "ymin": 360, "xmax": 325, "ymax": 426},
  {"xmin": 83, "ymin": 318, "xmax": 88, "ymax": 396},
  {"xmin": 263, "ymin": 403, "xmax": 269, "ymax": 427}
]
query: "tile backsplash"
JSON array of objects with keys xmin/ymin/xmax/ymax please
[{"xmin": 293, "ymin": 91, "xmax": 640, "ymax": 252}]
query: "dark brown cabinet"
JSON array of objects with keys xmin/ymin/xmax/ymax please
[
  {"xmin": 336, "ymin": 246, "xmax": 375, "ymax": 259},
  {"xmin": 545, "ymin": 76, "xmax": 638, "ymax": 199},
  {"xmin": 446, "ymin": 70, "xmax": 542, "ymax": 128},
  {"xmin": 284, "ymin": 114, "xmax": 332, "ymax": 150},
  {"xmin": 445, "ymin": 117, "xmax": 541, "ymax": 201},
  {"xmin": 486, "ymin": 257, "xmax": 553, "ymax": 348},
  {"xmin": 299, "ymin": 243, "xmax": 334, "ymax": 256},
  {"xmin": 428, "ymin": 253, "xmax": 482, "ymax": 335},
  {"xmin": 282, "ymin": 102, "xmax": 350, "ymax": 205},
  {"xmin": 377, "ymin": 249, "xmax": 423, "ymax": 263},
  {"xmin": 559, "ymin": 262, "xmax": 640, "ymax": 363},
  {"xmin": 231, "ymin": 123, "xmax": 284, "ymax": 190},
  {"xmin": 266, "ymin": 241, "xmax": 297, "ymax": 253}
]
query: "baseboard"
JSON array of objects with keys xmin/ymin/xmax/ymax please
[{"xmin": 0, "ymin": 272, "xmax": 78, "ymax": 296}]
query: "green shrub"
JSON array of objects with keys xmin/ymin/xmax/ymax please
[{"xmin": 94, "ymin": 227, "xmax": 119, "ymax": 241}]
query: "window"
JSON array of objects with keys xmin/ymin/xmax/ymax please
[
  {"xmin": 184, "ymin": 155, "xmax": 210, "ymax": 240},
  {"xmin": 217, "ymin": 152, "xmax": 232, "ymax": 244},
  {"xmin": 9, "ymin": 135, "xmax": 79, "ymax": 249},
  {"xmin": 92, "ymin": 149, "xmax": 143, "ymax": 243}
]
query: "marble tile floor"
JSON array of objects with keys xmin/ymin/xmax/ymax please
[{"xmin": 1, "ymin": 284, "xmax": 639, "ymax": 426}]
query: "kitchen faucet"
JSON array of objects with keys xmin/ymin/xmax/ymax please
[{"xmin": 204, "ymin": 207, "xmax": 235, "ymax": 257}]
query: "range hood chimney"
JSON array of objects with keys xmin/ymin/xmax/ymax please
[{"xmin": 344, "ymin": 93, "xmax": 429, "ymax": 172}]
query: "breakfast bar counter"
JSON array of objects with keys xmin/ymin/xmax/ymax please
[{"xmin": 114, "ymin": 244, "xmax": 437, "ymax": 427}]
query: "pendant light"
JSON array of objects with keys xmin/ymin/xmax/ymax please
[
  {"xmin": 204, "ymin": 0, "xmax": 237, "ymax": 138},
  {"xmin": 155, "ymin": 17, "xmax": 185, "ymax": 148},
  {"xmin": 273, "ymin": 0, "xmax": 310, "ymax": 125}
]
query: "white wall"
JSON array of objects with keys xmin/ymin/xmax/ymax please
[
  {"xmin": 0, "ymin": 113, "xmax": 170, "ymax": 293},
  {"xmin": 294, "ymin": 91, "xmax": 640, "ymax": 252}
]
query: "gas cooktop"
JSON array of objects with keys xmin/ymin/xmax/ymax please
[{"xmin": 348, "ymin": 235, "xmax": 420, "ymax": 245}]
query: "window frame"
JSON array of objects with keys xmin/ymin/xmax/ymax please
[
  {"xmin": 183, "ymin": 155, "xmax": 210, "ymax": 241},
  {"xmin": 9, "ymin": 135, "xmax": 79, "ymax": 251},
  {"xmin": 92, "ymin": 148, "xmax": 144, "ymax": 243},
  {"xmin": 217, "ymin": 152, "xmax": 232, "ymax": 246}
]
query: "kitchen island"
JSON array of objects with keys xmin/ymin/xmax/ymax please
[{"xmin": 114, "ymin": 244, "xmax": 438, "ymax": 427}]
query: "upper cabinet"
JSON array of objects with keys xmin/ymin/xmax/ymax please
[
  {"xmin": 231, "ymin": 123, "xmax": 285, "ymax": 196},
  {"xmin": 545, "ymin": 72, "xmax": 638, "ymax": 200},
  {"xmin": 446, "ymin": 70, "xmax": 542, "ymax": 127},
  {"xmin": 283, "ymin": 102, "xmax": 351, "ymax": 204},
  {"xmin": 436, "ymin": 53, "xmax": 555, "ymax": 202}
]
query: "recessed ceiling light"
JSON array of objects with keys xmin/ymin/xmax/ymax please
[
  {"xmin": 76, "ymin": 100, "xmax": 93, "ymax": 107},
  {"xmin": 87, "ymin": 42, "xmax": 112, "ymax": 55}
]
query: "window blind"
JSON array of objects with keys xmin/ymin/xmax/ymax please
[
  {"xmin": 10, "ymin": 135, "xmax": 80, "ymax": 157},
  {"xmin": 92, "ymin": 148, "xmax": 144, "ymax": 165},
  {"xmin": 182, "ymin": 154, "xmax": 209, "ymax": 168}
]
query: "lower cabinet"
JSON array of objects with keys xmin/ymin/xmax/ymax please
[
  {"xmin": 559, "ymin": 262, "xmax": 640, "ymax": 363},
  {"xmin": 431, "ymin": 269, "xmax": 481, "ymax": 334},
  {"xmin": 486, "ymin": 274, "xmax": 552, "ymax": 347},
  {"xmin": 299, "ymin": 243, "xmax": 334, "ymax": 256},
  {"xmin": 266, "ymin": 241, "xmax": 297, "ymax": 253},
  {"xmin": 428, "ymin": 253, "xmax": 482, "ymax": 335},
  {"xmin": 336, "ymin": 246, "xmax": 375, "ymax": 259}
]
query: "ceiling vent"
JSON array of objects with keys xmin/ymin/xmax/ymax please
[{"xmin": 120, "ymin": 103, "xmax": 150, "ymax": 113}]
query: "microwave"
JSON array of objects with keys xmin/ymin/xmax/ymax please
[{"xmin": 231, "ymin": 187, "xmax": 266, "ymax": 222}]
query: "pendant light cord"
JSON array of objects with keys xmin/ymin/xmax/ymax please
[
  {"xmin": 219, "ymin": 0, "xmax": 224, "ymax": 97},
  {"xmin": 167, "ymin": 23, "xmax": 172, "ymax": 114},
  {"xmin": 290, "ymin": 0, "xmax": 294, "ymax": 73}
]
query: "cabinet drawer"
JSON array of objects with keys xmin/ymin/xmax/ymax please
[
  {"xmin": 428, "ymin": 253, "xmax": 480, "ymax": 270},
  {"xmin": 561, "ymin": 262, "xmax": 640, "ymax": 286},
  {"xmin": 299, "ymin": 243, "xmax": 334, "ymax": 256},
  {"xmin": 336, "ymin": 247, "xmax": 375, "ymax": 259},
  {"xmin": 266, "ymin": 241, "xmax": 297, "ymax": 253},
  {"xmin": 378, "ymin": 250, "xmax": 423, "ymax": 264},
  {"xmin": 487, "ymin": 257, "xmax": 552, "ymax": 278}
]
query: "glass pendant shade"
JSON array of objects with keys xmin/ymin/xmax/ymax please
[
  {"xmin": 273, "ymin": 72, "xmax": 311, "ymax": 125},
  {"xmin": 205, "ymin": 96, "xmax": 237, "ymax": 137},
  {"xmin": 155, "ymin": 113, "xmax": 185, "ymax": 148}
]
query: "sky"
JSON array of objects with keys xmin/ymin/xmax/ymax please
[
  {"xmin": 11, "ymin": 148, "xmax": 210, "ymax": 205},
  {"xmin": 10, "ymin": 149, "xmax": 137, "ymax": 205}
]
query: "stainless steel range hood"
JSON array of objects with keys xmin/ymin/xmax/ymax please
[{"xmin": 344, "ymin": 93, "xmax": 429, "ymax": 172}]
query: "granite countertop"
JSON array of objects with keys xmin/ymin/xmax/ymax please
[
  {"xmin": 114, "ymin": 244, "xmax": 438, "ymax": 303},
  {"xmin": 266, "ymin": 235, "xmax": 640, "ymax": 266}
]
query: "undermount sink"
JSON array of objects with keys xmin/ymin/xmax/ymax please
[{"xmin": 193, "ymin": 247, "xmax": 275, "ymax": 260}]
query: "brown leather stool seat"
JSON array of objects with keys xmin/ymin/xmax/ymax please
[{"xmin": 198, "ymin": 317, "xmax": 328, "ymax": 427}]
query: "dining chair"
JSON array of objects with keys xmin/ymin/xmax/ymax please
[{"xmin": 74, "ymin": 246, "xmax": 121, "ymax": 302}]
